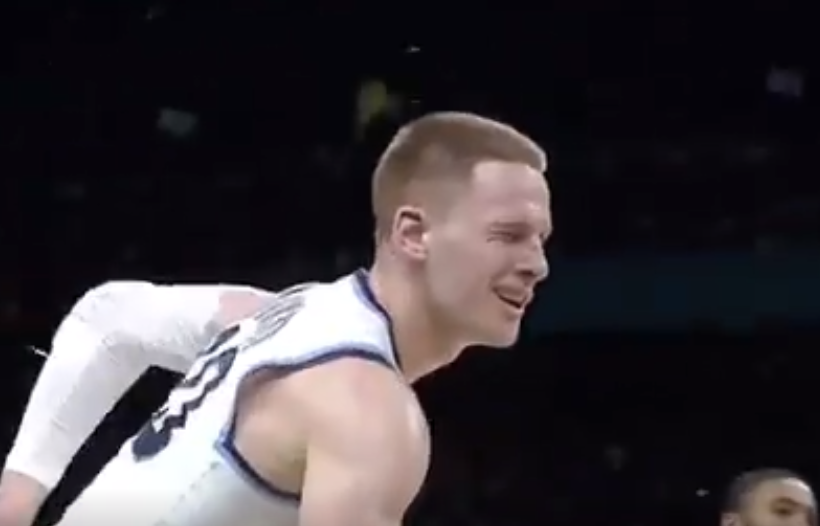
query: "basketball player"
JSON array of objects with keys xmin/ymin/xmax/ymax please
[
  {"xmin": 721, "ymin": 468, "xmax": 816, "ymax": 526},
  {"xmin": 1, "ymin": 112, "xmax": 551, "ymax": 526}
]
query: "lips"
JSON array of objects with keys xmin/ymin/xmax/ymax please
[{"xmin": 495, "ymin": 291, "xmax": 529, "ymax": 310}]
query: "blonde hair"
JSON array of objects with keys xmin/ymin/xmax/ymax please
[{"xmin": 372, "ymin": 112, "xmax": 546, "ymax": 233}]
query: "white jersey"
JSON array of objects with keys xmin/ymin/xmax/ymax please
[
  {"xmin": 57, "ymin": 270, "xmax": 399, "ymax": 526},
  {"xmin": 5, "ymin": 281, "xmax": 271, "ymax": 491}
]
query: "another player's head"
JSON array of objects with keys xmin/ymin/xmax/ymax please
[
  {"xmin": 372, "ymin": 112, "xmax": 550, "ymax": 348},
  {"xmin": 721, "ymin": 468, "xmax": 816, "ymax": 526}
]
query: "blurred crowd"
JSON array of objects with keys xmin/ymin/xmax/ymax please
[{"xmin": 1, "ymin": 3, "xmax": 818, "ymax": 526}]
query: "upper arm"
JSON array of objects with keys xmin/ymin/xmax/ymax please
[
  {"xmin": 116, "ymin": 282, "xmax": 272, "ymax": 371},
  {"xmin": 0, "ymin": 282, "xmax": 272, "ymax": 500},
  {"xmin": 64, "ymin": 281, "xmax": 273, "ymax": 372},
  {"xmin": 295, "ymin": 359, "xmax": 429, "ymax": 526}
]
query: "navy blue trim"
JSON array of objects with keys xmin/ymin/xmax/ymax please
[
  {"xmin": 214, "ymin": 346, "xmax": 396, "ymax": 502},
  {"xmin": 352, "ymin": 269, "xmax": 401, "ymax": 370}
]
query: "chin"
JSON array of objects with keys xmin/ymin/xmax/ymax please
[{"xmin": 481, "ymin": 326, "xmax": 521, "ymax": 348}]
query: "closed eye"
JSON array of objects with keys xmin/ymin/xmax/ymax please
[{"xmin": 495, "ymin": 231, "xmax": 526, "ymax": 243}]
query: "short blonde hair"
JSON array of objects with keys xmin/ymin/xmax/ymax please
[{"xmin": 372, "ymin": 112, "xmax": 546, "ymax": 232}]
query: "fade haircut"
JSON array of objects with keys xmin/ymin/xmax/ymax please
[
  {"xmin": 371, "ymin": 112, "xmax": 546, "ymax": 235},
  {"xmin": 723, "ymin": 468, "xmax": 807, "ymax": 513}
]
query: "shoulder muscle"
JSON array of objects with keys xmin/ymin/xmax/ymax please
[{"xmin": 286, "ymin": 357, "xmax": 429, "ymax": 526}]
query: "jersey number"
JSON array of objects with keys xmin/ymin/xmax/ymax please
[
  {"xmin": 131, "ymin": 286, "xmax": 308, "ymax": 461},
  {"xmin": 131, "ymin": 324, "xmax": 242, "ymax": 461}
]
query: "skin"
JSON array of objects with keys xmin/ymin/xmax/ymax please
[
  {"xmin": 723, "ymin": 478, "xmax": 816, "ymax": 526},
  {"xmin": 0, "ymin": 473, "xmax": 44, "ymax": 526},
  {"xmin": 1, "ymin": 157, "xmax": 552, "ymax": 526},
  {"xmin": 272, "ymin": 158, "xmax": 552, "ymax": 526},
  {"xmin": 418, "ymin": 159, "xmax": 552, "ymax": 347}
]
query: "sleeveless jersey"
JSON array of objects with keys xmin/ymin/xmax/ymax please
[{"xmin": 57, "ymin": 270, "xmax": 399, "ymax": 526}]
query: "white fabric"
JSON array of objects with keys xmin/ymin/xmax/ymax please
[
  {"xmin": 57, "ymin": 273, "xmax": 398, "ymax": 526},
  {"xmin": 4, "ymin": 280, "xmax": 269, "ymax": 490}
]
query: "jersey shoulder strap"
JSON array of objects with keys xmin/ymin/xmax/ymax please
[{"xmin": 240, "ymin": 275, "xmax": 398, "ymax": 371}]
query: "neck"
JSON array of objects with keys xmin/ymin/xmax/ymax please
[{"xmin": 366, "ymin": 261, "xmax": 465, "ymax": 382}]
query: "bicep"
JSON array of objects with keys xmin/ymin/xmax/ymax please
[
  {"xmin": 301, "ymin": 439, "xmax": 420, "ymax": 526},
  {"xmin": 296, "ymin": 360, "xmax": 428, "ymax": 526}
]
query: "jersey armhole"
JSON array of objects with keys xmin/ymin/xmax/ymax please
[{"xmin": 214, "ymin": 345, "xmax": 396, "ymax": 502}]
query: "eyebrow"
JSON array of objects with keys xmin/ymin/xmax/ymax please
[
  {"xmin": 490, "ymin": 219, "xmax": 552, "ymax": 236},
  {"xmin": 772, "ymin": 496, "xmax": 814, "ymax": 509}
]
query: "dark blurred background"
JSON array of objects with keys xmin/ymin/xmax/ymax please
[{"xmin": 1, "ymin": 2, "xmax": 818, "ymax": 525}]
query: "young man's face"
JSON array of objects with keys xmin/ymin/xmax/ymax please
[{"xmin": 732, "ymin": 478, "xmax": 816, "ymax": 526}]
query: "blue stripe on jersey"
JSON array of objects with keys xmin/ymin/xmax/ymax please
[
  {"xmin": 351, "ymin": 269, "xmax": 401, "ymax": 370},
  {"xmin": 214, "ymin": 345, "xmax": 397, "ymax": 502}
]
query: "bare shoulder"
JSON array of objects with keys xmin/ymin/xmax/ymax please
[
  {"xmin": 285, "ymin": 357, "xmax": 428, "ymax": 450},
  {"xmin": 279, "ymin": 358, "xmax": 429, "ymax": 526}
]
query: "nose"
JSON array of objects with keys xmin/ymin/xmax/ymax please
[{"xmin": 517, "ymin": 245, "xmax": 549, "ymax": 285}]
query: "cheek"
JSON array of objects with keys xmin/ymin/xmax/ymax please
[
  {"xmin": 482, "ymin": 245, "xmax": 517, "ymax": 276},
  {"xmin": 434, "ymin": 253, "xmax": 488, "ymax": 299}
]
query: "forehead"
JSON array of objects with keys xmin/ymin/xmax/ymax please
[
  {"xmin": 751, "ymin": 479, "xmax": 815, "ymax": 508},
  {"xmin": 461, "ymin": 160, "xmax": 551, "ymax": 222}
]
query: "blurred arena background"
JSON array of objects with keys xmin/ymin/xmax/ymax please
[{"xmin": 1, "ymin": 2, "xmax": 818, "ymax": 525}]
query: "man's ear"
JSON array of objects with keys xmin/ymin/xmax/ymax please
[
  {"xmin": 392, "ymin": 206, "xmax": 428, "ymax": 261},
  {"xmin": 721, "ymin": 512, "xmax": 740, "ymax": 526}
]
